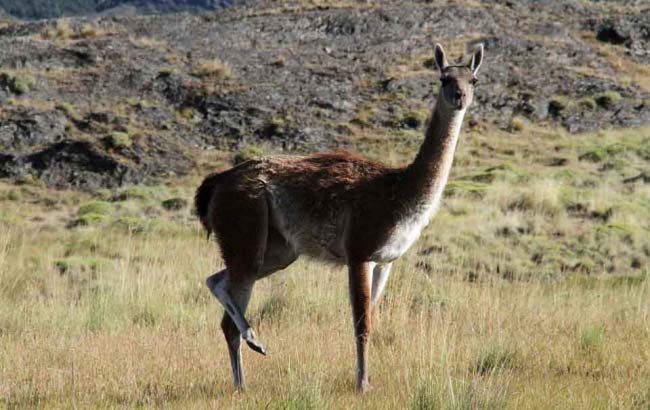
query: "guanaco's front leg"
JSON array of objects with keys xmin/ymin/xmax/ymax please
[{"xmin": 371, "ymin": 263, "xmax": 392, "ymax": 313}]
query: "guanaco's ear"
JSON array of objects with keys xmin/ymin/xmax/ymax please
[
  {"xmin": 469, "ymin": 43, "xmax": 484, "ymax": 75},
  {"xmin": 434, "ymin": 43, "xmax": 449, "ymax": 73}
]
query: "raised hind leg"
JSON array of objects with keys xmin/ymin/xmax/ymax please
[
  {"xmin": 206, "ymin": 233, "xmax": 297, "ymax": 390},
  {"xmin": 204, "ymin": 192, "xmax": 271, "ymax": 390},
  {"xmin": 207, "ymin": 271, "xmax": 266, "ymax": 355},
  {"xmin": 217, "ymin": 277, "xmax": 254, "ymax": 389}
]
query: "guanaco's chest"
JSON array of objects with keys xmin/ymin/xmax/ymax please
[{"xmin": 370, "ymin": 201, "xmax": 438, "ymax": 263}]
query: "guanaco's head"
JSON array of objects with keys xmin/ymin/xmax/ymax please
[{"xmin": 434, "ymin": 43, "xmax": 484, "ymax": 111}]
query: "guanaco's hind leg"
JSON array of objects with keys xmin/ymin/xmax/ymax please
[
  {"xmin": 207, "ymin": 193, "xmax": 270, "ymax": 356},
  {"xmin": 206, "ymin": 271, "xmax": 266, "ymax": 355},
  {"xmin": 213, "ymin": 274, "xmax": 254, "ymax": 389}
]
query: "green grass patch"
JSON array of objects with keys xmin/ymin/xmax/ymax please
[
  {"xmin": 579, "ymin": 325, "xmax": 605, "ymax": 352},
  {"xmin": 73, "ymin": 201, "xmax": 113, "ymax": 226},
  {"xmin": 271, "ymin": 378, "xmax": 327, "ymax": 410},
  {"xmin": 0, "ymin": 71, "xmax": 36, "ymax": 95},
  {"xmin": 255, "ymin": 292, "xmax": 292, "ymax": 325},
  {"xmin": 410, "ymin": 373, "xmax": 509, "ymax": 410},
  {"xmin": 232, "ymin": 144, "xmax": 266, "ymax": 165},
  {"xmin": 72, "ymin": 212, "xmax": 107, "ymax": 226},
  {"xmin": 474, "ymin": 343, "xmax": 518, "ymax": 375},
  {"xmin": 112, "ymin": 185, "xmax": 169, "ymax": 202},
  {"xmin": 55, "ymin": 102, "xmax": 82, "ymax": 121},
  {"xmin": 77, "ymin": 201, "xmax": 112, "ymax": 217},
  {"xmin": 445, "ymin": 180, "xmax": 488, "ymax": 198},
  {"xmin": 107, "ymin": 131, "xmax": 132, "ymax": 149},
  {"xmin": 595, "ymin": 91, "xmax": 622, "ymax": 108}
]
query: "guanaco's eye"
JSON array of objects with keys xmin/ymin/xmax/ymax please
[
  {"xmin": 471, "ymin": 78, "xmax": 479, "ymax": 86},
  {"xmin": 440, "ymin": 77, "xmax": 451, "ymax": 85}
]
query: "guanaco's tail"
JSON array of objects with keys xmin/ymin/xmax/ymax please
[{"xmin": 195, "ymin": 172, "xmax": 223, "ymax": 238}]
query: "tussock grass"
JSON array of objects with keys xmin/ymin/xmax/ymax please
[
  {"xmin": 107, "ymin": 131, "xmax": 132, "ymax": 149},
  {"xmin": 0, "ymin": 71, "xmax": 36, "ymax": 95},
  {"xmin": 1, "ymin": 125, "xmax": 649, "ymax": 408},
  {"xmin": 41, "ymin": 19, "xmax": 72, "ymax": 41},
  {"xmin": 233, "ymin": 144, "xmax": 266, "ymax": 165},
  {"xmin": 191, "ymin": 58, "xmax": 233, "ymax": 81}
]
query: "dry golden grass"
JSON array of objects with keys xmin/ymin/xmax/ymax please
[
  {"xmin": 130, "ymin": 36, "xmax": 168, "ymax": 50},
  {"xmin": 191, "ymin": 59, "xmax": 233, "ymax": 81},
  {"xmin": 1, "ymin": 125, "xmax": 649, "ymax": 408},
  {"xmin": 40, "ymin": 19, "xmax": 72, "ymax": 41}
]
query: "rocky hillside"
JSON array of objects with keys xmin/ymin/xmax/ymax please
[
  {"xmin": 0, "ymin": 0, "xmax": 240, "ymax": 20},
  {"xmin": 0, "ymin": 0, "xmax": 649, "ymax": 189}
]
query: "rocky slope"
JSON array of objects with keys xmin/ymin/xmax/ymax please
[
  {"xmin": 0, "ymin": 0, "xmax": 240, "ymax": 20},
  {"xmin": 0, "ymin": 0, "xmax": 648, "ymax": 189}
]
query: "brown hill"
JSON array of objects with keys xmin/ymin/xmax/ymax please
[{"xmin": 0, "ymin": 0, "xmax": 648, "ymax": 189}]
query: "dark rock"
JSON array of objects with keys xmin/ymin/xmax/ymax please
[
  {"xmin": 161, "ymin": 197, "xmax": 188, "ymax": 210},
  {"xmin": 0, "ymin": 109, "xmax": 68, "ymax": 150},
  {"xmin": 0, "ymin": 140, "xmax": 135, "ymax": 188},
  {"xmin": 590, "ymin": 11, "xmax": 650, "ymax": 65},
  {"xmin": 597, "ymin": 22, "xmax": 631, "ymax": 46}
]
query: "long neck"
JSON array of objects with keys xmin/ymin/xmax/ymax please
[{"xmin": 405, "ymin": 96, "xmax": 466, "ymax": 201}]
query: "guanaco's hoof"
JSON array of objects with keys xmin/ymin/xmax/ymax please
[
  {"xmin": 245, "ymin": 339, "xmax": 267, "ymax": 355},
  {"xmin": 356, "ymin": 381, "xmax": 372, "ymax": 394}
]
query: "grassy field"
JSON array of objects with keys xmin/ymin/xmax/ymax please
[{"xmin": 1, "ymin": 123, "xmax": 649, "ymax": 409}]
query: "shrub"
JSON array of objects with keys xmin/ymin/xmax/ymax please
[
  {"xmin": 10, "ymin": 75, "xmax": 36, "ymax": 94},
  {"xmin": 41, "ymin": 19, "xmax": 71, "ymax": 40},
  {"xmin": 72, "ymin": 212, "xmax": 107, "ymax": 227},
  {"xmin": 77, "ymin": 201, "xmax": 112, "ymax": 217},
  {"xmin": 177, "ymin": 106, "xmax": 195, "ymax": 121},
  {"xmin": 474, "ymin": 343, "xmax": 517, "ymax": 375},
  {"xmin": 132, "ymin": 307, "xmax": 157, "ymax": 327},
  {"xmin": 107, "ymin": 131, "xmax": 131, "ymax": 149},
  {"xmin": 111, "ymin": 185, "xmax": 168, "ymax": 202},
  {"xmin": 190, "ymin": 58, "xmax": 232, "ymax": 81},
  {"xmin": 397, "ymin": 108, "xmax": 428, "ymax": 129},
  {"xmin": 0, "ymin": 72, "xmax": 36, "ymax": 95},
  {"xmin": 113, "ymin": 216, "xmax": 148, "ymax": 233},
  {"xmin": 578, "ymin": 148, "xmax": 606, "ymax": 163},
  {"xmin": 79, "ymin": 23, "xmax": 99, "ymax": 38},
  {"xmin": 7, "ymin": 190, "xmax": 21, "ymax": 201},
  {"xmin": 509, "ymin": 116, "xmax": 526, "ymax": 132},
  {"xmin": 55, "ymin": 20, "xmax": 71, "ymax": 39},
  {"xmin": 161, "ymin": 197, "xmax": 187, "ymax": 211},
  {"xmin": 595, "ymin": 91, "xmax": 622, "ymax": 108},
  {"xmin": 548, "ymin": 96, "xmax": 568, "ymax": 115},
  {"xmin": 232, "ymin": 144, "xmax": 265, "ymax": 165},
  {"xmin": 15, "ymin": 174, "xmax": 45, "ymax": 188},
  {"xmin": 578, "ymin": 97, "xmax": 597, "ymax": 110},
  {"xmin": 258, "ymin": 116, "xmax": 289, "ymax": 138},
  {"xmin": 55, "ymin": 102, "xmax": 81, "ymax": 121}
]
